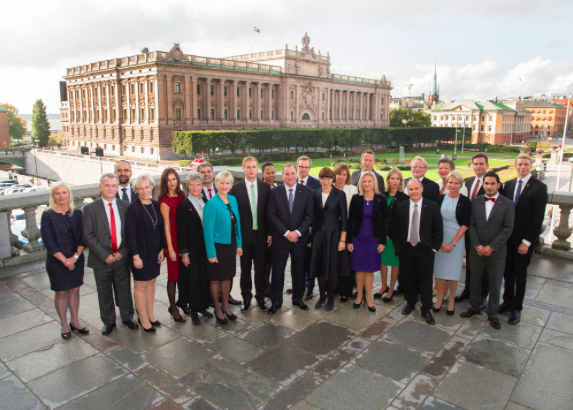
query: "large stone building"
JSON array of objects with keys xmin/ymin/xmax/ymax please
[
  {"xmin": 521, "ymin": 100, "xmax": 568, "ymax": 139},
  {"xmin": 0, "ymin": 106, "xmax": 9, "ymax": 149},
  {"xmin": 430, "ymin": 99, "xmax": 531, "ymax": 145},
  {"xmin": 60, "ymin": 33, "xmax": 392, "ymax": 159}
]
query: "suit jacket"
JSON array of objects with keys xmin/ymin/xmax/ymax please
[
  {"xmin": 203, "ymin": 194, "xmax": 242, "ymax": 258},
  {"xmin": 387, "ymin": 191, "xmax": 409, "ymax": 240},
  {"xmin": 301, "ymin": 175, "xmax": 321, "ymax": 190},
  {"xmin": 83, "ymin": 198, "xmax": 130, "ymax": 268},
  {"xmin": 347, "ymin": 193, "xmax": 388, "ymax": 245},
  {"xmin": 115, "ymin": 186, "xmax": 139, "ymax": 203},
  {"xmin": 437, "ymin": 194, "xmax": 472, "ymax": 228},
  {"xmin": 229, "ymin": 180, "xmax": 271, "ymax": 244},
  {"xmin": 404, "ymin": 177, "xmax": 440, "ymax": 202},
  {"xmin": 351, "ymin": 170, "xmax": 386, "ymax": 193},
  {"xmin": 465, "ymin": 175, "xmax": 505, "ymax": 199},
  {"xmin": 176, "ymin": 197, "xmax": 205, "ymax": 256},
  {"xmin": 389, "ymin": 199, "xmax": 443, "ymax": 254},
  {"xmin": 468, "ymin": 195, "xmax": 515, "ymax": 258},
  {"xmin": 267, "ymin": 183, "xmax": 314, "ymax": 245},
  {"xmin": 201, "ymin": 185, "xmax": 218, "ymax": 203},
  {"xmin": 125, "ymin": 199, "xmax": 166, "ymax": 259},
  {"xmin": 311, "ymin": 187, "xmax": 347, "ymax": 233},
  {"xmin": 503, "ymin": 176, "xmax": 547, "ymax": 245}
]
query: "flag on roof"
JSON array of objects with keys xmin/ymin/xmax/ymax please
[{"xmin": 254, "ymin": 27, "xmax": 260, "ymax": 33}]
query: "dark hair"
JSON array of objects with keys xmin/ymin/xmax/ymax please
[
  {"xmin": 472, "ymin": 153, "xmax": 489, "ymax": 164},
  {"xmin": 197, "ymin": 162, "xmax": 213, "ymax": 173},
  {"xmin": 319, "ymin": 167, "xmax": 335, "ymax": 179},
  {"xmin": 261, "ymin": 161, "xmax": 274, "ymax": 174},
  {"xmin": 483, "ymin": 171, "xmax": 500, "ymax": 184},
  {"xmin": 158, "ymin": 168, "xmax": 184, "ymax": 202}
]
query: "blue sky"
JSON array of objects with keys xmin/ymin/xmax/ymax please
[{"xmin": 1, "ymin": 0, "xmax": 572, "ymax": 114}]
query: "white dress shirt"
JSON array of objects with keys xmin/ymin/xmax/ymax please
[
  {"xmin": 298, "ymin": 175, "xmax": 310, "ymax": 185},
  {"xmin": 203, "ymin": 183, "xmax": 215, "ymax": 200},
  {"xmin": 283, "ymin": 183, "xmax": 301, "ymax": 237},
  {"xmin": 102, "ymin": 198, "xmax": 122, "ymax": 248},
  {"xmin": 469, "ymin": 176, "xmax": 484, "ymax": 199},
  {"xmin": 245, "ymin": 178, "xmax": 258, "ymax": 217},
  {"xmin": 406, "ymin": 198, "xmax": 423, "ymax": 242},
  {"xmin": 342, "ymin": 184, "xmax": 358, "ymax": 217},
  {"xmin": 119, "ymin": 183, "xmax": 132, "ymax": 202},
  {"xmin": 484, "ymin": 193, "xmax": 499, "ymax": 220},
  {"xmin": 321, "ymin": 192, "xmax": 329, "ymax": 206},
  {"xmin": 513, "ymin": 173, "xmax": 532, "ymax": 246}
]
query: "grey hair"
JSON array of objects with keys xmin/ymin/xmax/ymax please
[
  {"xmin": 407, "ymin": 178, "xmax": 422, "ymax": 188},
  {"xmin": 132, "ymin": 174, "xmax": 154, "ymax": 191},
  {"xmin": 197, "ymin": 162, "xmax": 213, "ymax": 173},
  {"xmin": 100, "ymin": 173, "xmax": 119, "ymax": 185},
  {"xmin": 437, "ymin": 156, "xmax": 456, "ymax": 170},
  {"xmin": 214, "ymin": 170, "xmax": 234, "ymax": 186},
  {"xmin": 186, "ymin": 173, "xmax": 204, "ymax": 185}
]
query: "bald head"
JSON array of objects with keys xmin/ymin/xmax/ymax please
[{"xmin": 407, "ymin": 178, "xmax": 423, "ymax": 201}]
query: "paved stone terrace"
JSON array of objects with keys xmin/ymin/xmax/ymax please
[{"xmin": 0, "ymin": 255, "xmax": 572, "ymax": 410}]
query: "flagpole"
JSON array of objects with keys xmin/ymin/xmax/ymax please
[{"xmin": 548, "ymin": 92, "xmax": 571, "ymax": 243}]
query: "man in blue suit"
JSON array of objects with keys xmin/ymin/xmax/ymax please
[{"xmin": 267, "ymin": 163, "xmax": 314, "ymax": 314}]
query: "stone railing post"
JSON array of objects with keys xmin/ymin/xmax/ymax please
[
  {"xmin": 73, "ymin": 197, "xmax": 84, "ymax": 210},
  {"xmin": 7, "ymin": 212, "xmax": 20, "ymax": 257},
  {"xmin": 552, "ymin": 203, "xmax": 572, "ymax": 251},
  {"xmin": 21, "ymin": 206, "xmax": 44, "ymax": 253}
]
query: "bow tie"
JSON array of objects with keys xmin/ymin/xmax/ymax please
[{"xmin": 484, "ymin": 197, "xmax": 495, "ymax": 202}]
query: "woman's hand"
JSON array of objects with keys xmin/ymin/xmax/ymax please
[
  {"xmin": 307, "ymin": 242, "xmax": 312, "ymax": 248},
  {"xmin": 158, "ymin": 250, "xmax": 165, "ymax": 264},
  {"xmin": 208, "ymin": 257, "xmax": 218, "ymax": 263},
  {"xmin": 377, "ymin": 244, "xmax": 385, "ymax": 254},
  {"xmin": 63, "ymin": 257, "xmax": 75, "ymax": 268},
  {"xmin": 338, "ymin": 241, "xmax": 345, "ymax": 251},
  {"xmin": 444, "ymin": 244, "xmax": 454, "ymax": 253},
  {"xmin": 440, "ymin": 242, "xmax": 448, "ymax": 252},
  {"xmin": 182, "ymin": 256, "xmax": 190, "ymax": 267},
  {"xmin": 68, "ymin": 264, "xmax": 75, "ymax": 271},
  {"xmin": 347, "ymin": 243, "xmax": 354, "ymax": 253},
  {"xmin": 236, "ymin": 248, "xmax": 243, "ymax": 257},
  {"xmin": 169, "ymin": 248, "xmax": 177, "ymax": 262},
  {"xmin": 133, "ymin": 259, "xmax": 144, "ymax": 269}
]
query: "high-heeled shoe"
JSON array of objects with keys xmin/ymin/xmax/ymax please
[
  {"xmin": 150, "ymin": 319, "xmax": 161, "ymax": 327},
  {"xmin": 367, "ymin": 304, "xmax": 376, "ymax": 312},
  {"xmin": 138, "ymin": 318, "xmax": 156, "ymax": 333},
  {"xmin": 69, "ymin": 322, "xmax": 89, "ymax": 334},
  {"xmin": 61, "ymin": 331, "xmax": 71, "ymax": 340},
  {"xmin": 325, "ymin": 304, "xmax": 334, "ymax": 312},
  {"xmin": 447, "ymin": 309, "xmax": 455, "ymax": 316},
  {"xmin": 433, "ymin": 305, "xmax": 442, "ymax": 313},
  {"xmin": 215, "ymin": 313, "xmax": 228, "ymax": 325},
  {"xmin": 373, "ymin": 287, "xmax": 389, "ymax": 299},
  {"xmin": 224, "ymin": 311, "xmax": 237, "ymax": 321},
  {"xmin": 315, "ymin": 298, "xmax": 326, "ymax": 309},
  {"xmin": 168, "ymin": 308, "xmax": 185, "ymax": 323},
  {"xmin": 181, "ymin": 306, "xmax": 191, "ymax": 315},
  {"xmin": 382, "ymin": 293, "xmax": 394, "ymax": 303},
  {"xmin": 353, "ymin": 300, "xmax": 362, "ymax": 309},
  {"xmin": 340, "ymin": 296, "xmax": 349, "ymax": 303},
  {"xmin": 190, "ymin": 311, "xmax": 201, "ymax": 326}
]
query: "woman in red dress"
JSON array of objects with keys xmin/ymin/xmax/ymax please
[{"xmin": 158, "ymin": 168, "xmax": 186, "ymax": 322}]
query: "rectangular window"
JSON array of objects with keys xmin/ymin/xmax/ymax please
[
  {"xmin": 150, "ymin": 130, "xmax": 153, "ymax": 141},
  {"xmin": 140, "ymin": 83, "xmax": 144, "ymax": 94},
  {"xmin": 260, "ymin": 89, "xmax": 263, "ymax": 98},
  {"xmin": 131, "ymin": 84, "xmax": 135, "ymax": 94},
  {"xmin": 122, "ymin": 84, "xmax": 126, "ymax": 95},
  {"xmin": 150, "ymin": 108, "xmax": 155, "ymax": 121},
  {"xmin": 261, "ymin": 110, "xmax": 263, "ymax": 118},
  {"xmin": 123, "ymin": 109, "xmax": 127, "ymax": 120},
  {"xmin": 131, "ymin": 109, "xmax": 135, "ymax": 119},
  {"xmin": 113, "ymin": 110, "xmax": 116, "ymax": 121},
  {"xmin": 140, "ymin": 108, "xmax": 145, "ymax": 120},
  {"xmin": 290, "ymin": 111, "xmax": 293, "ymax": 120},
  {"xmin": 141, "ymin": 147, "xmax": 144, "ymax": 154},
  {"xmin": 249, "ymin": 110, "xmax": 252, "ymax": 119},
  {"xmin": 210, "ymin": 85, "xmax": 214, "ymax": 96},
  {"xmin": 132, "ymin": 146, "xmax": 135, "ymax": 152},
  {"xmin": 237, "ymin": 110, "xmax": 240, "ymax": 118},
  {"xmin": 175, "ymin": 108, "xmax": 181, "ymax": 120},
  {"xmin": 197, "ymin": 84, "xmax": 200, "ymax": 95},
  {"xmin": 290, "ymin": 90, "xmax": 293, "ymax": 99},
  {"xmin": 224, "ymin": 109, "xmax": 228, "ymax": 120},
  {"xmin": 224, "ymin": 86, "xmax": 228, "ymax": 97},
  {"xmin": 472, "ymin": 125, "xmax": 476, "ymax": 131},
  {"xmin": 96, "ymin": 111, "xmax": 100, "ymax": 122},
  {"xmin": 104, "ymin": 111, "xmax": 108, "ymax": 121},
  {"xmin": 249, "ymin": 88, "xmax": 252, "ymax": 98},
  {"xmin": 175, "ymin": 82, "xmax": 181, "ymax": 93},
  {"xmin": 488, "ymin": 115, "xmax": 492, "ymax": 121},
  {"xmin": 481, "ymin": 116, "xmax": 485, "ymax": 121},
  {"xmin": 237, "ymin": 87, "xmax": 240, "ymax": 97},
  {"xmin": 480, "ymin": 125, "xmax": 484, "ymax": 131},
  {"xmin": 210, "ymin": 109, "xmax": 214, "ymax": 120},
  {"xmin": 322, "ymin": 93, "xmax": 325, "ymax": 101},
  {"xmin": 197, "ymin": 109, "xmax": 201, "ymax": 118},
  {"xmin": 94, "ymin": 88, "xmax": 98, "ymax": 97},
  {"xmin": 272, "ymin": 90, "xmax": 274, "ymax": 98},
  {"xmin": 381, "ymin": 97, "xmax": 384, "ymax": 105},
  {"xmin": 150, "ymin": 148, "xmax": 154, "ymax": 155},
  {"xmin": 149, "ymin": 82, "xmax": 154, "ymax": 93},
  {"xmin": 488, "ymin": 125, "xmax": 492, "ymax": 131},
  {"xmin": 111, "ymin": 85, "xmax": 114, "ymax": 95}
]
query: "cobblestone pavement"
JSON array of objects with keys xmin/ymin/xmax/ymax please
[{"xmin": 0, "ymin": 254, "xmax": 572, "ymax": 410}]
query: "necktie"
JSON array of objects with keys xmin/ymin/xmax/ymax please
[
  {"xmin": 409, "ymin": 204, "xmax": 420, "ymax": 246},
  {"xmin": 484, "ymin": 197, "xmax": 495, "ymax": 202},
  {"xmin": 109, "ymin": 203, "xmax": 118, "ymax": 253},
  {"xmin": 208, "ymin": 188, "xmax": 213, "ymax": 199},
  {"xmin": 471, "ymin": 179, "xmax": 480, "ymax": 199},
  {"xmin": 251, "ymin": 183, "xmax": 258, "ymax": 230},
  {"xmin": 121, "ymin": 188, "xmax": 129, "ymax": 201},
  {"xmin": 299, "ymin": 179, "xmax": 305, "ymax": 185},
  {"xmin": 288, "ymin": 188, "xmax": 294, "ymax": 213},
  {"xmin": 514, "ymin": 180, "xmax": 522, "ymax": 204}
]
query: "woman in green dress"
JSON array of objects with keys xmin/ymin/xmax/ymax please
[{"xmin": 375, "ymin": 168, "xmax": 409, "ymax": 302}]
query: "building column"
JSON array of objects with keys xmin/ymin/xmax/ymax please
[
  {"xmin": 105, "ymin": 82, "xmax": 112, "ymax": 125},
  {"xmin": 337, "ymin": 90, "xmax": 342, "ymax": 121},
  {"xmin": 230, "ymin": 80, "xmax": 238, "ymax": 120},
  {"xmin": 144, "ymin": 77, "xmax": 150, "ymax": 125},
  {"xmin": 217, "ymin": 79, "xmax": 225, "ymax": 120},
  {"xmin": 276, "ymin": 83, "xmax": 283, "ymax": 122},
  {"xmin": 191, "ymin": 76, "xmax": 198, "ymax": 121},
  {"xmin": 345, "ymin": 90, "xmax": 349, "ymax": 122},
  {"xmin": 243, "ymin": 81, "xmax": 250, "ymax": 120},
  {"xmin": 265, "ymin": 84, "xmax": 272, "ymax": 120},
  {"xmin": 254, "ymin": 83, "xmax": 261, "ymax": 120},
  {"xmin": 166, "ymin": 76, "xmax": 174, "ymax": 123},
  {"xmin": 294, "ymin": 85, "xmax": 299, "ymax": 122},
  {"xmin": 125, "ymin": 81, "xmax": 132, "ymax": 124},
  {"xmin": 135, "ymin": 79, "xmax": 141, "ymax": 123},
  {"xmin": 184, "ymin": 75, "xmax": 191, "ymax": 123},
  {"xmin": 203, "ymin": 78, "xmax": 212, "ymax": 120}
]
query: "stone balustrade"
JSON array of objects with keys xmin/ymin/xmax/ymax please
[{"xmin": 545, "ymin": 191, "xmax": 573, "ymax": 252}]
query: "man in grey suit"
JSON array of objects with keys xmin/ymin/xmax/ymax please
[
  {"xmin": 83, "ymin": 173, "xmax": 138, "ymax": 335},
  {"xmin": 461, "ymin": 172, "xmax": 514, "ymax": 329},
  {"xmin": 351, "ymin": 149, "xmax": 385, "ymax": 192}
]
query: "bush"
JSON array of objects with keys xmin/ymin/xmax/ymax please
[
  {"xmin": 350, "ymin": 163, "xmax": 362, "ymax": 170},
  {"xmin": 501, "ymin": 146, "xmax": 520, "ymax": 153},
  {"xmin": 330, "ymin": 150, "xmax": 356, "ymax": 156},
  {"xmin": 178, "ymin": 160, "xmax": 192, "ymax": 167},
  {"xmin": 377, "ymin": 148, "xmax": 398, "ymax": 153},
  {"xmin": 396, "ymin": 164, "xmax": 411, "ymax": 171}
]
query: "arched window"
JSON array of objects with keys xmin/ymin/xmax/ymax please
[
  {"xmin": 322, "ymin": 112, "xmax": 325, "ymax": 120},
  {"xmin": 290, "ymin": 111, "xmax": 294, "ymax": 120},
  {"xmin": 302, "ymin": 113, "xmax": 310, "ymax": 120}
]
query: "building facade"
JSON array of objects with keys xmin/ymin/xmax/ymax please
[
  {"xmin": 60, "ymin": 33, "xmax": 392, "ymax": 159},
  {"xmin": 389, "ymin": 94, "xmax": 429, "ymax": 111},
  {"xmin": 521, "ymin": 100, "xmax": 567, "ymax": 138},
  {"xmin": 0, "ymin": 107, "xmax": 9, "ymax": 149},
  {"xmin": 430, "ymin": 99, "xmax": 531, "ymax": 145}
]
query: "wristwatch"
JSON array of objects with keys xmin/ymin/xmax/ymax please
[
  {"xmin": 73, "ymin": 254, "xmax": 79, "ymax": 259},
  {"xmin": 181, "ymin": 253, "xmax": 189, "ymax": 258}
]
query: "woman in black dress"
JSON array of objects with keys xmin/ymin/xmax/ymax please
[
  {"xmin": 261, "ymin": 162, "xmax": 276, "ymax": 298},
  {"xmin": 177, "ymin": 173, "xmax": 214, "ymax": 326},
  {"xmin": 125, "ymin": 175, "xmax": 165, "ymax": 333},
  {"xmin": 41, "ymin": 183, "xmax": 89, "ymax": 339},
  {"xmin": 309, "ymin": 167, "xmax": 349, "ymax": 311}
]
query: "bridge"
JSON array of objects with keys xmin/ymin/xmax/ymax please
[{"xmin": 0, "ymin": 152, "xmax": 25, "ymax": 169}]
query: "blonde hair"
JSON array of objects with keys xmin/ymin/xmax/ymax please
[
  {"xmin": 385, "ymin": 168, "xmax": 404, "ymax": 193},
  {"xmin": 297, "ymin": 155, "xmax": 312, "ymax": 166},
  {"xmin": 411, "ymin": 156, "xmax": 428, "ymax": 168},
  {"xmin": 215, "ymin": 170, "xmax": 234, "ymax": 186},
  {"xmin": 49, "ymin": 182, "xmax": 75, "ymax": 215},
  {"xmin": 242, "ymin": 156, "xmax": 258, "ymax": 167},
  {"xmin": 358, "ymin": 171, "xmax": 380, "ymax": 195},
  {"xmin": 133, "ymin": 174, "xmax": 155, "ymax": 191},
  {"xmin": 515, "ymin": 153, "xmax": 533, "ymax": 164},
  {"xmin": 446, "ymin": 170, "xmax": 464, "ymax": 186}
]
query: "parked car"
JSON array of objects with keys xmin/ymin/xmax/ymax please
[
  {"xmin": 0, "ymin": 182, "xmax": 18, "ymax": 193},
  {"xmin": 21, "ymin": 187, "xmax": 47, "ymax": 193},
  {"xmin": 0, "ymin": 180, "xmax": 17, "ymax": 185},
  {"xmin": 3, "ymin": 184, "xmax": 33, "ymax": 195}
]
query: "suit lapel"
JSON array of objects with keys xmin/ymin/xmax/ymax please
[
  {"xmin": 292, "ymin": 183, "xmax": 305, "ymax": 214},
  {"xmin": 486, "ymin": 197, "xmax": 502, "ymax": 223},
  {"xmin": 280, "ymin": 184, "xmax": 291, "ymax": 213},
  {"xmin": 505, "ymin": 179, "xmax": 516, "ymax": 201},
  {"xmin": 97, "ymin": 199, "xmax": 111, "ymax": 236},
  {"xmin": 188, "ymin": 199, "xmax": 201, "ymax": 224},
  {"xmin": 314, "ymin": 188, "xmax": 323, "ymax": 210}
]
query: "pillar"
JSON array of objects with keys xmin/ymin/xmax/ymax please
[
  {"xmin": 230, "ymin": 80, "xmax": 238, "ymax": 120},
  {"xmin": 218, "ymin": 79, "xmax": 225, "ymax": 120}
]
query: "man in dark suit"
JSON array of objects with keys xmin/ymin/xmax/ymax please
[
  {"xmin": 198, "ymin": 162, "xmax": 218, "ymax": 203},
  {"xmin": 83, "ymin": 173, "xmax": 138, "ymax": 335},
  {"xmin": 351, "ymin": 149, "xmax": 385, "ymax": 192},
  {"xmin": 295, "ymin": 155, "xmax": 320, "ymax": 299},
  {"xmin": 267, "ymin": 163, "xmax": 314, "ymax": 314},
  {"xmin": 229, "ymin": 157, "xmax": 271, "ymax": 312},
  {"xmin": 114, "ymin": 160, "xmax": 139, "ymax": 202},
  {"xmin": 499, "ymin": 154, "xmax": 548, "ymax": 325},
  {"xmin": 461, "ymin": 172, "xmax": 515, "ymax": 329},
  {"xmin": 390, "ymin": 178, "xmax": 443, "ymax": 325},
  {"xmin": 403, "ymin": 156, "xmax": 440, "ymax": 202}
]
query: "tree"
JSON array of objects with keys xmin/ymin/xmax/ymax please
[
  {"xmin": 32, "ymin": 99, "xmax": 51, "ymax": 147},
  {"xmin": 389, "ymin": 108, "xmax": 431, "ymax": 128},
  {"xmin": 47, "ymin": 133, "xmax": 62, "ymax": 147},
  {"xmin": 172, "ymin": 131, "xmax": 192, "ymax": 159},
  {"xmin": 0, "ymin": 103, "xmax": 27, "ymax": 141}
]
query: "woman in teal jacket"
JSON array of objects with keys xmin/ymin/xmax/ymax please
[{"xmin": 203, "ymin": 171, "xmax": 243, "ymax": 325}]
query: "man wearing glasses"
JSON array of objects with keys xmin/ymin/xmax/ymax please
[
  {"xmin": 114, "ymin": 161, "xmax": 139, "ymax": 203},
  {"xmin": 404, "ymin": 156, "xmax": 439, "ymax": 202},
  {"xmin": 351, "ymin": 150, "xmax": 385, "ymax": 192}
]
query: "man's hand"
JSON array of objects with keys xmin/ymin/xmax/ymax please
[
  {"xmin": 475, "ymin": 245, "xmax": 485, "ymax": 256},
  {"xmin": 113, "ymin": 253, "xmax": 123, "ymax": 261},
  {"xmin": 286, "ymin": 231, "xmax": 299, "ymax": 242},
  {"xmin": 267, "ymin": 236, "xmax": 272, "ymax": 247},
  {"xmin": 518, "ymin": 243, "xmax": 529, "ymax": 255},
  {"xmin": 105, "ymin": 255, "xmax": 115, "ymax": 264},
  {"xmin": 483, "ymin": 245, "xmax": 494, "ymax": 257}
]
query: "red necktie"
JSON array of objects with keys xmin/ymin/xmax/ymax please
[
  {"xmin": 109, "ymin": 203, "xmax": 118, "ymax": 253},
  {"xmin": 484, "ymin": 197, "xmax": 495, "ymax": 202},
  {"xmin": 471, "ymin": 179, "xmax": 480, "ymax": 199},
  {"xmin": 208, "ymin": 188, "xmax": 213, "ymax": 199}
]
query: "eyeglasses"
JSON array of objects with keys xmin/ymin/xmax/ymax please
[{"xmin": 411, "ymin": 166, "xmax": 427, "ymax": 170}]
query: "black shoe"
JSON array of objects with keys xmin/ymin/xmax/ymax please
[
  {"xmin": 199, "ymin": 309, "xmax": 214, "ymax": 318},
  {"xmin": 256, "ymin": 299, "xmax": 268, "ymax": 311},
  {"xmin": 367, "ymin": 304, "xmax": 376, "ymax": 312},
  {"xmin": 402, "ymin": 304, "xmax": 415, "ymax": 315},
  {"xmin": 340, "ymin": 296, "xmax": 349, "ymax": 303},
  {"xmin": 422, "ymin": 311, "xmax": 435, "ymax": 325},
  {"xmin": 305, "ymin": 289, "xmax": 314, "ymax": 300},
  {"xmin": 138, "ymin": 318, "xmax": 156, "ymax": 332},
  {"xmin": 394, "ymin": 288, "xmax": 404, "ymax": 296},
  {"xmin": 215, "ymin": 313, "xmax": 228, "ymax": 325},
  {"xmin": 268, "ymin": 305, "xmax": 279, "ymax": 315},
  {"xmin": 101, "ymin": 324, "xmax": 116, "ymax": 335},
  {"xmin": 229, "ymin": 296, "xmax": 242, "ymax": 306},
  {"xmin": 61, "ymin": 331, "xmax": 71, "ymax": 339},
  {"xmin": 374, "ymin": 287, "xmax": 389, "ymax": 298},
  {"xmin": 149, "ymin": 320, "xmax": 161, "ymax": 327},
  {"xmin": 181, "ymin": 306, "xmax": 191, "ymax": 315},
  {"xmin": 242, "ymin": 299, "xmax": 252, "ymax": 312},
  {"xmin": 224, "ymin": 311, "xmax": 237, "ymax": 321},
  {"xmin": 489, "ymin": 317, "xmax": 502, "ymax": 329},
  {"xmin": 122, "ymin": 319, "xmax": 139, "ymax": 330},
  {"xmin": 497, "ymin": 302, "xmax": 509, "ymax": 314},
  {"xmin": 353, "ymin": 301, "xmax": 361, "ymax": 309},
  {"xmin": 460, "ymin": 308, "xmax": 481, "ymax": 318},
  {"xmin": 433, "ymin": 306, "xmax": 441, "ymax": 313},
  {"xmin": 295, "ymin": 301, "xmax": 309, "ymax": 311},
  {"xmin": 69, "ymin": 322, "xmax": 89, "ymax": 334},
  {"xmin": 382, "ymin": 292, "xmax": 394, "ymax": 302},
  {"xmin": 352, "ymin": 291, "xmax": 358, "ymax": 298},
  {"xmin": 480, "ymin": 298, "xmax": 487, "ymax": 311},
  {"xmin": 190, "ymin": 312, "xmax": 201, "ymax": 326},
  {"xmin": 446, "ymin": 309, "xmax": 455, "ymax": 316},
  {"xmin": 454, "ymin": 289, "xmax": 469, "ymax": 302},
  {"xmin": 286, "ymin": 288, "xmax": 293, "ymax": 294},
  {"xmin": 168, "ymin": 308, "xmax": 185, "ymax": 323},
  {"xmin": 509, "ymin": 311, "xmax": 521, "ymax": 325}
]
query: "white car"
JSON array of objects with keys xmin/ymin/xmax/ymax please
[
  {"xmin": 3, "ymin": 184, "xmax": 33, "ymax": 195},
  {"xmin": 21, "ymin": 187, "xmax": 47, "ymax": 193}
]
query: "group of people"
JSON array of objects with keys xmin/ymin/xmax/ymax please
[{"xmin": 40, "ymin": 149, "xmax": 547, "ymax": 338}]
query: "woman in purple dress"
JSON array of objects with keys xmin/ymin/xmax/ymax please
[{"xmin": 347, "ymin": 171, "xmax": 388, "ymax": 312}]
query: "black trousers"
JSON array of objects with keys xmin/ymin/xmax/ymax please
[
  {"xmin": 271, "ymin": 238, "xmax": 306, "ymax": 306},
  {"xmin": 93, "ymin": 262, "xmax": 134, "ymax": 325},
  {"xmin": 398, "ymin": 243, "xmax": 435, "ymax": 313},
  {"xmin": 239, "ymin": 232, "xmax": 267, "ymax": 302},
  {"xmin": 464, "ymin": 235, "xmax": 489, "ymax": 298},
  {"xmin": 304, "ymin": 246, "xmax": 315, "ymax": 291},
  {"xmin": 503, "ymin": 241, "xmax": 535, "ymax": 312}
]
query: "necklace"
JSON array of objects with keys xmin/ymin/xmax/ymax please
[{"xmin": 142, "ymin": 201, "xmax": 158, "ymax": 230}]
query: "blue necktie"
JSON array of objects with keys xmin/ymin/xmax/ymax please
[
  {"xmin": 122, "ymin": 188, "xmax": 129, "ymax": 201},
  {"xmin": 514, "ymin": 180, "xmax": 522, "ymax": 204},
  {"xmin": 288, "ymin": 188, "xmax": 293, "ymax": 213}
]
